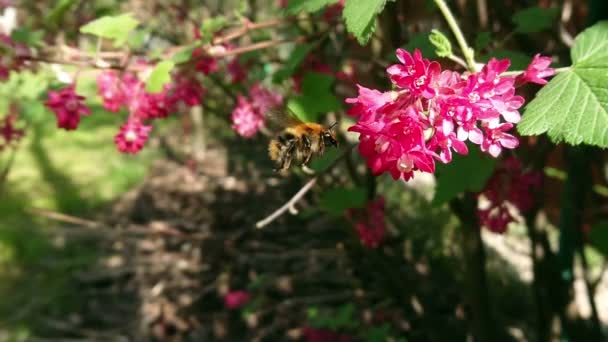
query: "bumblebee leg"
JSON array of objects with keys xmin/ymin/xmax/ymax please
[
  {"xmin": 302, "ymin": 135, "xmax": 313, "ymax": 165},
  {"xmin": 276, "ymin": 140, "xmax": 296, "ymax": 173}
]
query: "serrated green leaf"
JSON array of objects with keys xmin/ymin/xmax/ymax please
[
  {"xmin": 589, "ymin": 222, "xmax": 608, "ymax": 256},
  {"xmin": 11, "ymin": 28, "xmax": 44, "ymax": 46},
  {"xmin": 429, "ymin": 29, "xmax": 452, "ymax": 58},
  {"xmin": 80, "ymin": 13, "xmax": 140, "ymax": 47},
  {"xmin": 273, "ymin": 44, "xmax": 312, "ymax": 83},
  {"xmin": 287, "ymin": 72, "xmax": 341, "ymax": 122},
  {"xmin": 145, "ymin": 61, "xmax": 175, "ymax": 93},
  {"xmin": 518, "ymin": 21, "xmax": 608, "ymax": 147},
  {"xmin": 513, "ymin": 6, "xmax": 558, "ymax": 33},
  {"xmin": 343, "ymin": 0, "xmax": 388, "ymax": 45},
  {"xmin": 432, "ymin": 148, "xmax": 497, "ymax": 206},
  {"xmin": 285, "ymin": 0, "xmax": 338, "ymax": 14},
  {"xmin": 320, "ymin": 187, "xmax": 367, "ymax": 216}
]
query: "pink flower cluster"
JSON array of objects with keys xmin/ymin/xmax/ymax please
[
  {"xmin": 45, "ymin": 84, "xmax": 91, "ymax": 130},
  {"xmin": 223, "ymin": 290, "xmax": 251, "ymax": 309},
  {"xmin": 347, "ymin": 49, "xmax": 554, "ymax": 181},
  {"xmin": 0, "ymin": 113, "xmax": 24, "ymax": 150},
  {"xmin": 478, "ymin": 156, "xmax": 542, "ymax": 233},
  {"xmin": 192, "ymin": 45, "xmax": 246, "ymax": 83},
  {"xmin": 230, "ymin": 83, "xmax": 283, "ymax": 138},
  {"xmin": 345, "ymin": 197, "xmax": 386, "ymax": 248},
  {"xmin": 96, "ymin": 69, "xmax": 206, "ymax": 153}
]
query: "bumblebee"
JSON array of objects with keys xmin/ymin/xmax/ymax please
[{"xmin": 267, "ymin": 110, "xmax": 338, "ymax": 173}]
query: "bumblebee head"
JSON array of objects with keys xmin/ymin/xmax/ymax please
[{"xmin": 323, "ymin": 123, "xmax": 338, "ymax": 147}]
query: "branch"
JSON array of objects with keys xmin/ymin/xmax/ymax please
[
  {"xmin": 434, "ymin": 0, "xmax": 477, "ymax": 71},
  {"xmin": 255, "ymin": 145, "xmax": 356, "ymax": 229}
]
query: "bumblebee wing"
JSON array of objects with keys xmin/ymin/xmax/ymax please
[{"xmin": 263, "ymin": 108, "xmax": 304, "ymax": 132}]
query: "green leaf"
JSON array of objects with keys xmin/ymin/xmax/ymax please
[
  {"xmin": 200, "ymin": 16, "xmax": 228, "ymax": 43},
  {"xmin": 474, "ymin": 31, "xmax": 492, "ymax": 51},
  {"xmin": 46, "ymin": 0, "xmax": 77, "ymax": 26},
  {"xmin": 11, "ymin": 28, "xmax": 44, "ymax": 47},
  {"xmin": 432, "ymin": 148, "xmax": 497, "ymax": 206},
  {"xmin": 589, "ymin": 222, "xmax": 608, "ymax": 256},
  {"xmin": 518, "ymin": 21, "xmax": 608, "ymax": 147},
  {"xmin": 513, "ymin": 6, "xmax": 559, "ymax": 33},
  {"xmin": 273, "ymin": 44, "xmax": 313, "ymax": 83},
  {"xmin": 343, "ymin": 0, "xmax": 388, "ymax": 45},
  {"xmin": 319, "ymin": 187, "xmax": 367, "ymax": 216},
  {"xmin": 480, "ymin": 49, "xmax": 531, "ymax": 70},
  {"xmin": 287, "ymin": 72, "xmax": 341, "ymax": 122},
  {"xmin": 80, "ymin": 13, "xmax": 140, "ymax": 47},
  {"xmin": 285, "ymin": 0, "xmax": 338, "ymax": 14},
  {"xmin": 172, "ymin": 45, "xmax": 198, "ymax": 64},
  {"xmin": 429, "ymin": 29, "xmax": 452, "ymax": 58},
  {"xmin": 145, "ymin": 61, "xmax": 175, "ymax": 93}
]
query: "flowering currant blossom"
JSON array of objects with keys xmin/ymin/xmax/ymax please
[
  {"xmin": 223, "ymin": 290, "xmax": 251, "ymax": 309},
  {"xmin": 345, "ymin": 197, "xmax": 387, "ymax": 248},
  {"xmin": 114, "ymin": 118, "xmax": 152, "ymax": 154},
  {"xmin": 516, "ymin": 54, "xmax": 555, "ymax": 86},
  {"xmin": 478, "ymin": 156, "xmax": 542, "ymax": 233},
  {"xmin": 0, "ymin": 113, "xmax": 23, "ymax": 150},
  {"xmin": 45, "ymin": 84, "xmax": 91, "ymax": 130},
  {"xmin": 230, "ymin": 84, "xmax": 283, "ymax": 138},
  {"xmin": 347, "ymin": 48, "xmax": 553, "ymax": 181},
  {"xmin": 231, "ymin": 96, "xmax": 264, "ymax": 138}
]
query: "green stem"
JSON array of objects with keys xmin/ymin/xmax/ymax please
[
  {"xmin": 500, "ymin": 66, "xmax": 571, "ymax": 77},
  {"xmin": 433, "ymin": 0, "xmax": 477, "ymax": 71}
]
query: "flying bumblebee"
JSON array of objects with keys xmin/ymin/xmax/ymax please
[{"xmin": 266, "ymin": 110, "xmax": 338, "ymax": 173}]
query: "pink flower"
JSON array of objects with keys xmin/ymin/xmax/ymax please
[
  {"xmin": 227, "ymin": 58, "xmax": 247, "ymax": 83},
  {"xmin": 45, "ymin": 84, "xmax": 91, "ymax": 130},
  {"xmin": 346, "ymin": 197, "xmax": 386, "ymax": 248},
  {"xmin": 387, "ymin": 48, "xmax": 440, "ymax": 99},
  {"xmin": 231, "ymin": 96, "xmax": 263, "ymax": 138},
  {"xmin": 478, "ymin": 156, "xmax": 542, "ymax": 233},
  {"xmin": 322, "ymin": 0, "xmax": 345, "ymax": 22},
  {"xmin": 170, "ymin": 76, "xmax": 206, "ymax": 107},
  {"xmin": 114, "ymin": 118, "xmax": 152, "ymax": 154},
  {"xmin": 249, "ymin": 83, "xmax": 283, "ymax": 115},
  {"xmin": 224, "ymin": 290, "xmax": 251, "ymax": 309},
  {"xmin": 345, "ymin": 85, "xmax": 395, "ymax": 120},
  {"xmin": 192, "ymin": 48, "xmax": 219, "ymax": 75},
  {"xmin": 0, "ymin": 114, "xmax": 24, "ymax": 149},
  {"xmin": 349, "ymin": 107, "xmax": 435, "ymax": 181},
  {"xmin": 480, "ymin": 121, "xmax": 519, "ymax": 157},
  {"xmin": 516, "ymin": 54, "xmax": 555, "ymax": 86},
  {"xmin": 97, "ymin": 71, "xmax": 127, "ymax": 112},
  {"xmin": 303, "ymin": 327, "xmax": 351, "ymax": 342}
]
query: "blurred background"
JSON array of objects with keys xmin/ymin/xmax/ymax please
[{"xmin": 0, "ymin": 0, "xmax": 607, "ymax": 341}]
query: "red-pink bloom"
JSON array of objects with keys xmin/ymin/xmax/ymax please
[
  {"xmin": 249, "ymin": 83, "xmax": 283, "ymax": 115},
  {"xmin": 349, "ymin": 106, "xmax": 434, "ymax": 181},
  {"xmin": 192, "ymin": 48, "xmax": 219, "ymax": 75},
  {"xmin": 346, "ymin": 197, "xmax": 386, "ymax": 248},
  {"xmin": 97, "ymin": 71, "xmax": 127, "ymax": 112},
  {"xmin": 114, "ymin": 118, "xmax": 152, "ymax": 154},
  {"xmin": 231, "ymin": 96, "xmax": 263, "ymax": 138},
  {"xmin": 303, "ymin": 327, "xmax": 351, "ymax": 342},
  {"xmin": 45, "ymin": 84, "xmax": 91, "ymax": 130},
  {"xmin": 478, "ymin": 156, "xmax": 542, "ymax": 233},
  {"xmin": 0, "ymin": 114, "xmax": 24, "ymax": 149},
  {"xmin": 480, "ymin": 121, "xmax": 519, "ymax": 157},
  {"xmin": 387, "ymin": 48, "xmax": 440, "ymax": 99},
  {"xmin": 224, "ymin": 290, "xmax": 251, "ymax": 309},
  {"xmin": 170, "ymin": 76, "xmax": 206, "ymax": 107},
  {"xmin": 347, "ymin": 48, "xmax": 533, "ymax": 181},
  {"xmin": 322, "ymin": 0, "xmax": 345, "ymax": 22},
  {"xmin": 227, "ymin": 58, "xmax": 247, "ymax": 83},
  {"xmin": 516, "ymin": 54, "xmax": 555, "ymax": 86},
  {"xmin": 0, "ymin": 34, "xmax": 30, "ymax": 80}
]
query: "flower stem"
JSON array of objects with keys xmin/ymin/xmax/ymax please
[
  {"xmin": 434, "ymin": 0, "xmax": 477, "ymax": 72},
  {"xmin": 500, "ymin": 66, "xmax": 571, "ymax": 77}
]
